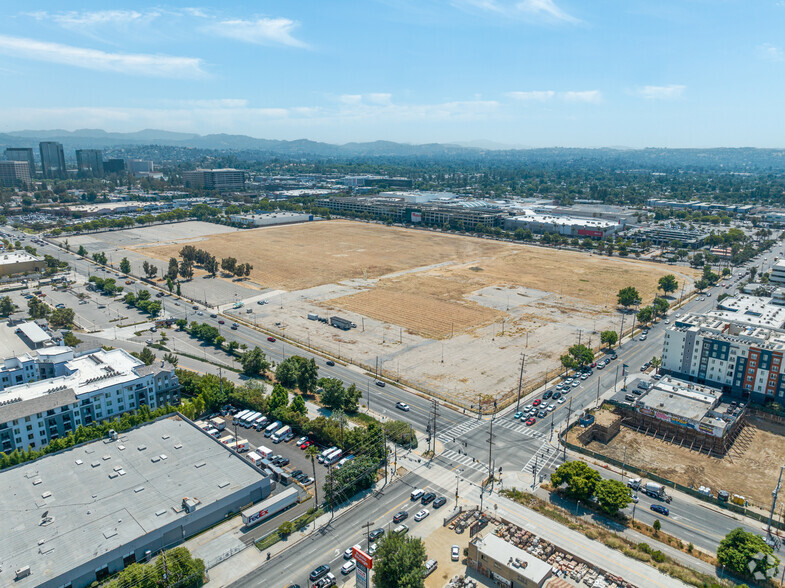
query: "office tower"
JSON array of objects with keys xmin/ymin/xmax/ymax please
[
  {"xmin": 0, "ymin": 160, "xmax": 32, "ymax": 187},
  {"xmin": 5, "ymin": 147, "xmax": 36, "ymax": 177},
  {"xmin": 183, "ymin": 168, "xmax": 245, "ymax": 191},
  {"xmin": 103, "ymin": 158, "xmax": 126, "ymax": 174},
  {"xmin": 76, "ymin": 149, "xmax": 104, "ymax": 177},
  {"xmin": 39, "ymin": 141, "xmax": 66, "ymax": 179}
]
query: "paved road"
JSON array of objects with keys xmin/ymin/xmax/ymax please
[{"xmin": 8, "ymin": 226, "xmax": 780, "ymax": 557}]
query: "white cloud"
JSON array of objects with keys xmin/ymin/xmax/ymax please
[
  {"xmin": 453, "ymin": 0, "xmax": 578, "ymax": 23},
  {"xmin": 506, "ymin": 90, "xmax": 556, "ymax": 101},
  {"xmin": 635, "ymin": 84, "xmax": 685, "ymax": 100},
  {"xmin": 507, "ymin": 90, "xmax": 600, "ymax": 103},
  {"xmin": 367, "ymin": 93, "xmax": 393, "ymax": 105},
  {"xmin": 562, "ymin": 90, "xmax": 602, "ymax": 103},
  {"xmin": 28, "ymin": 9, "xmax": 160, "ymax": 28},
  {"xmin": 203, "ymin": 17, "xmax": 307, "ymax": 48},
  {"xmin": 180, "ymin": 99, "xmax": 249, "ymax": 108},
  {"xmin": 758, "ymin": 43, "xmax": 785, "ymax": 62},
  {"xmin": 0, "ymin": 34, "xmax": 206, "ymax": 78},
  {"xmin": 340, "ymin": 94, "xmax": 364, "ymax": 105}
]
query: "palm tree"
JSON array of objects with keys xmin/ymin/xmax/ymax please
[
  {"xmin": 651, "ymin": 356, "xmax": 662, "ymax": 374},
  {"xmin": 306, "ymin": 445, "xmax": 320, "ymax": 507}
]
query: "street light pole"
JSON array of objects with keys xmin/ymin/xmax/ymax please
[{"xmin": 515, "ymin": 354, "xmax": 525, "ymax": 412}]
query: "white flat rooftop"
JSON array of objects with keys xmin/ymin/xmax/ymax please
[
  {"xmin": 0, "ymin": 251, "xmax": 42, "ymax": 264},
  {"xmin": 0, "ymin": 348, "xmax": 143, "ymax": 403},
  {"xmin": 0, "ymin": 416, "xmax": 268, "ymax": 588},
  {"xmin": 17, "ymin": 322, "xmax": 51, "ymax": 344}
]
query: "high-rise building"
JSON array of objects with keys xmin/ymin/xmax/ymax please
[
  {"xmin": 183, "ymin": 168, "xmax": 245, "ymax": 191},
  {"xmin": 0, "ymin": 160, "xmax": 32, "ymax": 187},
  {"xmin": 76, "ymin": 149, "xmax": 103, "ymax": 177},
  {"xmin": 127, "ymin": 159, "xmax": 154, "ymax": 175},
  {"xmin": 39, "ymin": 141, "xmax": 66, "ymax": 179},
  {"xmin": 103, "ymin": 158, "xmax": 126, "ymax": 174},
  {"xmin": 4, "ymin": 147, "xmax": 36, "ymax": 177}
]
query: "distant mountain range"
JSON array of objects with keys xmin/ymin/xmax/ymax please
[{"xmin": 1, "ymin": 129, "xmax": 784, "ymax": 170}]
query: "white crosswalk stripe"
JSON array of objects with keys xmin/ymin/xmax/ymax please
[
  {"xmin": 437, "ymin": 419, "xmax": 483, "ymax": 443},
  {"xmin": 496, "ymin": 419, "xmax": 546, "ymax": 440},
  {"xmin": 438, "ymin": 448, "xmax": 488, "ymax": 474}
]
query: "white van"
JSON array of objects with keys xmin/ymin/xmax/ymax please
[
  {"xmin": 318, "ymin": 446, "xmax": 337, "ymax": 463},
  {"xmin": 410, "ymin": 489, "xmax": 424, "ymax": 501},
  {"xmin": 264, "ymin": 421, "xmax": 282, "ymax": 437}
]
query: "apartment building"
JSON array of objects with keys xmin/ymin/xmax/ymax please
[
  {"xmin": 662, "ymin": 313, "xmax": 785, "ymax": 401},
  {"xmin": 0, "ymin": 347, "xmax": 179, "ymax": 453}
]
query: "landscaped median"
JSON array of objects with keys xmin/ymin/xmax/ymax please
[{"xmin": 255, "ymin": 507, "xmax": 324, "ymax": 551}]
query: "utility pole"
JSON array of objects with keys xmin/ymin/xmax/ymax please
[
  {"xmin": 618, "ymin": 313, "xmax": 626, "ymax": 348},
  {"xmin": 578, "ymin": 329, "xmax": 582, "ymax": 346},
  {"xmin": 382, "ymin": 429, "xmax": 388, "ymax": 484},
  {"xmin": 515, "ymin": 354, "xmax": 525, "ymax": 412},
  {"xmin": 477, "ymin": 393, "xmax": 482, "ymax": 420},
  {"xmin": 362, "ymin": 521, "xmax": 374, "ymax": 551},
  {"xmin": 367, "ymin": 379, "xmax": 371, "ymax": 412},
  {"xmin": 596, "ymin": 376, "xmax": 601, "ymax": 409},
  {"xmin": 768, "ymin": 466, "xmax": 785, "ymax": 541},
  {"xmin": 531, "ymin": 455, "xmax": 538, "ymax": 489},
  {"xmin": 563, "ymin": 397, "xmax": 573, "ymax": 460},
  {"xmin": 431, "ymin": 400, "xmax": 440, "ymax": 456},
  {"xmin": 614, "ymin": 365, "xmax": 619, "ymax": 393},
  {"xmin": 487, "ymin": 418, "xmax": 495, "ymax": 488}
]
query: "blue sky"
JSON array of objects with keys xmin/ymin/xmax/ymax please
[{"xmin": 0, "ymin": 1, "xmax": 783, "ymax": 147}]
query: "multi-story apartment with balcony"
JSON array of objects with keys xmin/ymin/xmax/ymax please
[{"xmin": 0, "ymin": 347, "xmax": 179, "ymax": 453}]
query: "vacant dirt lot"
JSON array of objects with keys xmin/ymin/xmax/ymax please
[
  {"xmin": 132, "ymin": 220, "xmax": 506, "ymax": 291},
  {"xmin": 116, "ymin": 219, "xmax": 696, "ymax": 403},
  {"xmin": 132, "ymin": 220, "xmax": 692, "ymax": 307},
  {"xmin": 572, "ymin": 416, "xmax": 785, "ymax": 507}
]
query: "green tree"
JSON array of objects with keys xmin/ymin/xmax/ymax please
[
  {"xmin": 290, "ymin": 394, "xmax": 307, "ymax": 415},
  {"xmin": 653, "ymin": 297, "xmax": 670, "ymax": 317},
  {"xmin": 650, "ymin": 356, "xmax": 661, "ymax": 373},
  {"xmin": 318, "ymin": 377, "xmax": 346, "ymax": 410},
  {"xmin": 637, "ymin": 306, "xmax": 653, "ymax": 324},
  {"xmin": 617, "ymin": 286, "xmax": 642, "ymax": 308},
  {"xmin": 166, "ymin": 276, "xmax": 174, "ymax": 292},
  {"xmin": 221, "ymin": 257, "xmax": 237, "ymax": 274},
  {"xmin": 204, "ymin": 254, "xmax": 219, "ymax": 276},
  {"xmin": 27, "ymin": 296, "xmax": 49, "ymax": 319},
  {"xmin": 373, "ymin": 531, "xmax": 427, "ymax": 588},
  {"xmin": 306, "ymin": 444, "xmax": 320, "ymax": 505},
  {"xmin": 179, "ymin": 259, "xmax": 194, "ymax": 280},
  {"xmin": 49, "ymin": 307, "xmax": 75, "ymax": 328},
  {"xmin": 137, "ymin": 346, "xmax": 156, "ymax": 366},
  {"xmin": 77, "ymin": 245, "xmax": 88, "ymax": 256},
  {"xmin": 167, "ymin": 257, "xmax": 179, "ymax": 281},
  {"xmin": 120, "ymin": 257, "xmax": 131, "ymax": 274},
  {"xmin": 275, "ymin": 357, "xmax": 299, "ymax": 388},
  {"xmin": 343, "ymin": 383, "xmax": 361, "ymax": 412},
  {"xmin": 695, "ymin": 278, "xmax": 709, "ymax": 292},
  {"xmin": 658, "ymin": 274, "xmax": 679, "ymax": 295},
  {"xmin": 239, "ymin": 346, "xmax": 269, "ymax": 377},
  {"xmin": 163, "ymin": 352, "xmax": 178, "ymax": 367},
  {"xmin": 568, "ymin": 344, "xmax": 594, "ymax": 368},
  {"xmin": 63, "ymin": 331, "xmax": 82, "ymax": 346},
  {"xmin": 0, "ymin": 296, "xmax": 14, "ymax": 317},
  {"xmin": 297, "ymin": 357, "xmax": 319, "ymax": 395},
  {"xmin": 92, "ymin": 251, "xmax": 107, "ymax": 265},
  {"xmin": 600, "ymin": 330, "xmax": 618, "ymax": 348},
  {"xmin": 595, "ymin": 479, "xmax": 632, "ymax": 515},
  {"xmin": 268, "ymin": 383, "xmax": 289, "ymax": 412},
  {"xmin": 550, "ymin": 461, "xmax": 601, "ymax": 502},
  {"xmin": 718, "ymin": 528, "xmax": 779, "ymax": 579}
]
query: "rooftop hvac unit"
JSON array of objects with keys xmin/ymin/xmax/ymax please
[{"xmin": 15, "ymin": 566, "xmax": 31, "ymax": 579}]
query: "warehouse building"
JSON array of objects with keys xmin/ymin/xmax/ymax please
[
  {"xmin": 0, "ymin": 251, "xmax": 44, "ymax": 276},
  {"xmin": 0, "ymin": 347, "xmax": 179, "ymax": 453},
  {"xmin": 627, "ymin": 226, "xmax": 710, "ymax": 248},
  {"xmin": 228, "ymin": 211, "xmax": 315, "ymax": 227},
  {"xmin": 468, "ymin": 532, "xmax": 553, "ymax": 587},
  {"xmin": 503, "ymin": 210, "xmax": 621, "ymax": 238},
  {"xmin": 0, "ymin": 415, "xmax": 275, "ymax": 588}
]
